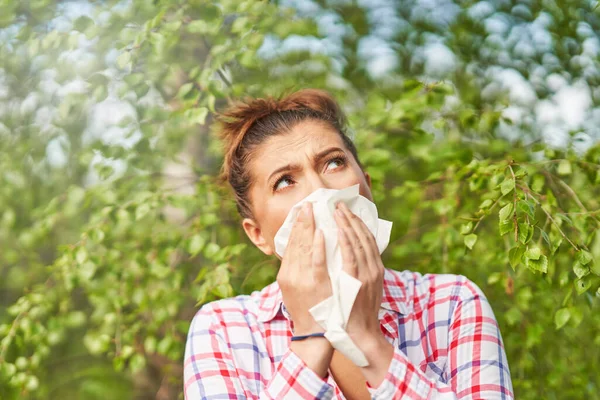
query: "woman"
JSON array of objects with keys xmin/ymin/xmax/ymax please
[{"xmin": 183, "ymin": 88, "xmax": 513, "ymax": 399}]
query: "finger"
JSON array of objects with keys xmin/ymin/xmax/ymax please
[
  {"xmin": 338, "ymin": 202, "xmax": 378, "ymax": 257},
  {"xmin": 337, "ymin": 202, "xmax": 377, "ymax": 278},
  {"xmin": 336, "ymin": 221, "xmax": 358, "ymax": 277},
  {"xmin": 281, "ymin": 205, "xmax": 305, "ymax": 260},
  {"xmin": 336, "ymin": 204, "xmax": 368, "ymax": 263},
  {"xmin": 299, "ymin": 202, "xmax": 315, "ymax": 255},
  {"xmin": 312, "ymin": 228, "xmax": 328, "ymax": 279},
  {"xmin": 290, "ymin": 203, "xmax": 306, "ymax": 237},
  {"xmin": 353, "ymin": 216, "xmax": 384, "ymax": 276}
]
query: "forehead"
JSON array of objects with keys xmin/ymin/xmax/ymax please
[{"xmin": 250, "ymin": 119, "xmax": 346, "ymax": 175}]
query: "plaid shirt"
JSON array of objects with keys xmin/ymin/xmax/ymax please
[{"xmin": 184, "ymin": 268, "xmax": 513, "ymax": 399}]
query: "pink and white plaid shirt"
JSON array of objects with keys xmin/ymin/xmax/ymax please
[{"xmin": 183, "ymin": 268, "xmax": 514, "ymax": 399}]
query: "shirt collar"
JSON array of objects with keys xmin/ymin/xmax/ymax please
[{"xmin": 256, "ymin": 268, "xmax": 411, "ymax": 323}]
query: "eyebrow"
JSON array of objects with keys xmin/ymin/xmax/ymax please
[{"xmin": 266, "ymin": 146, "xmax": 346, "ymax": 186}]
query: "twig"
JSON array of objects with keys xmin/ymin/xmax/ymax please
[
  {"xmin": 508, "ymin": 164, "xmax": 519, "ymax": 241},
  {"xmin": 527, "ymin": 159, "xmax": 600, "ymax": 169},
  {"xmin": 518, "ymin": 184, "xmax": 578, "ymax": 250},
  {"xmin": 547, "ymin": 172, "xmax": 600, "ymax": 225},
  {"xmin": 0, "ymin": 311, "xmax": 25, "ymax": 362},
  {"xmin": 473, "ymin": 195, "xmax": 502, "ymax": 232}
]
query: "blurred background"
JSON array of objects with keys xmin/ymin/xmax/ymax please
[{"xmin": 0, "ymin": 0, "xmax": 599, "ymax": 399}]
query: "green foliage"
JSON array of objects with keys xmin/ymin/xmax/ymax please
[{"xmin": 1, "ymin": 0, "xmax": 599, "ymax": 399}]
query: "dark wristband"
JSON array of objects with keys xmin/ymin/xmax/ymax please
[{"xmin": 291, "ymin": 332, "xmax": 326, "ymax": 342}]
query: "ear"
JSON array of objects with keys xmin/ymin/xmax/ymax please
[
  {"xmin": 364, "ymin": 171, "xmax": 372, "ymax": 190},
  {"xmin": 242, "ymin": 217, "xmax": 274, "ymax": 256}
]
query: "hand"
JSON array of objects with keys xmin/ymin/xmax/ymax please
[
  {"xmin": 333, "ymin": 201, "xmax": 385, "ymax": 343},
  {"xmin": 277, "ymin": 202, "xmax": 332, "ymax": 335},
  {"xmin": 334, "ymin": 201, "xmax": 393, "ymax": 386}
]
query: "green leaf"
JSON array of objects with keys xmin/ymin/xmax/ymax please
[
  {"xmin": 188, "ymin": 234, "xmax": 206, "ymax": 257},
  {"xmin": 517, "ymin": 200, "xmax": 535, "ymax": 219},
  {"xmin": 116, "ymin": 51, "xmax": 131, "ymax": 69},
  {"xmin": 93, "ymin": 85, "xmax": 108, "ymax": 102},
  {"xmin": 559, "ymin": 270, "xmax": 570, "ymax": 287},
  {"xmin": 213, "ymin": 283, "xmax": 233, "ymax": 298},
  {"xmin": 460, "ymin": 221, "xmax": 473, "ymax": 235},
  {"xmin": 187, "ymin": 20, "xmax": 210, "ymax": 34},
  {"xmin": 144, "ymin": 336, "xmax": 157, "ymax": 354},
  {"xmin": 505, "ymin": 307, "xmax": 521, "ymax": 326},
  {"xmin": 500, "ymin": 178, "xmax": 515, "ymax": 195},
  {"xmin": 550, "ymin": 238, "xmax": 563, "ymax": 255},
  {"xmin": 557, "ymin": 160, "xmax": 572, "ymax": 176},
  {"xmin": 499, "ymin": 219, "xmax": 512, "ymax": 236},
  {"xmin": 73, "ymin": 15, "xmax": 94, "ymax": 32},
  {"xmin": 525, "ymin": 246, "xmax": 541, "ymax": 260},
  {"xmin": 499, "ymin": 203, "xmax": 514, "ymax": 222},
  {"xmin": 518, "ymin": 222, "xmax": 533, "ymax": 244},
  {"xmin": 573, "ymin": 261, "xmax": 590, "ymax": 279},
  {"xmin": 80, "ymin": 261, "xmax": 97, "ymax": 281},
  {"xmin": 514, "ymin": 168, "xmax": 526, "ymax": 178},
  {"xmin": 576, "ymin": 250, "xmax": 593, "ymax": 265},
  {"xmin": 570, "ymin": 307, "xmax": 584, "ymax": 328},
  {"xmin": 177, "ymin": 82, "xmax": 194, "ymax": 98},
  {"xmin": 185, "ymin": 107, "xmax": 209, "ymax": 125},
  {"xmin": 554, "ymin": 308, "xmax": 571, "ymax": 330},
  {"xmin": 591, "ymin": 261, "xmax": 600, "ymax": 276},
  {"xmin": 464, "ymin": 234, "xmax": 478, "ymax": 250},
  {"xmin": 231, "ymin": 16, "xmax": 249, "ymax": 33},
  {"xmin": 479, "ymin": 199, "xmax": 493, "ymax": 209},
  {"xmin": 531, "ymin": 175, "xmax": 545, "ymax": 192},
  {"xmin": 509, "ymin": 246, "xmax": 525, "ymax": 270},
  {"xmin": 204, "ymin": 242, "xmax": 221, "ymax": 259},
  {"xmin": 76, "ymin": 247, "xmax": 88, "ymax": 264},
  {"xmin": 135, "ymin": 203, "xmax": 151, "ymax": 220},
  {"xmin": 525, "ymin": 254, "xmax": 548, "ymax": 273},
  {"xmin": 487, "ymin": 272, "xmax": 501, "ymax": 285},
  {"xmin": 575, "ymin": 278, "xmax": 591, "ymax": 295},
  {"xmin": 538, "ymin": 228, "xmax": 550, "ymax": 246},
  {"xmin": 130, "ymin": 354, "xmax": 146, "ymax": 373}
]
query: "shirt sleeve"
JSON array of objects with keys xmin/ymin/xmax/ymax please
[
  {"xmin": 183, "ymin": 306, "xmax": 335, "ymax": 400},
  {"xmin": 367, "ymin": 279, "xmax": 514, "ymax": 400}
]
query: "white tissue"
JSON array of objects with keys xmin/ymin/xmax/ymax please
[{"xmin": 273, "ymin": 184, "xmax": 393, "ymax": 367}]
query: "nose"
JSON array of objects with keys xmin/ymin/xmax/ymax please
[{"xmin": 305, "ymin": 169, "xmax": 331, "ymax": 193}]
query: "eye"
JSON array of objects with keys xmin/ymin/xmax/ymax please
[
  {"xmin": 325, "ymin": 156, "xmax": 347, "ymax": 172},
  {"xmin": 273, "ymin": 175, "xmax": 294, "ymax": 192}
]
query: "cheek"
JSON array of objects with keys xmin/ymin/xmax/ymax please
[{"xmin": 261, "ymin": 200, "xmax": 298, "ymax": 240}]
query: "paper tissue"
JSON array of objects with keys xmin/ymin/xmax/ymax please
[{"xmin": 273, "ymin": 184, "xmax": 393, "ymax": 367}]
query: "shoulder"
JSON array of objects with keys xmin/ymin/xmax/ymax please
[
  {"xmin": 187, "ymin": 283, "xmax": 276, "ymax": 336},
  {"xmin": 385, "ymin": 269, "xmax": 490, "ymax": 314}
]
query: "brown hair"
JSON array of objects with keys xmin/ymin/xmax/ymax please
[{"xmin": 215, "ymin": 88, "xmax": 363, "ymax": 219}]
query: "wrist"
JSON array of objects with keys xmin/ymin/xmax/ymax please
[
  {"xmin": 349, "ymin": 329, "xmax": 385, "ymax": 350},
  {"xmin": 360, "ymin": 333, "xmax": 392, "ymax": 362},
  {"xmin": 292, "ymin": 322, "xmax": 325, "ymax": 337},
  {"xmin": 289, "ymin": 335, "xmax": 333, "ymax": 378},
  {"xmin": 358, "ymin": 333, "xmax": 394, "ymax": 388}
]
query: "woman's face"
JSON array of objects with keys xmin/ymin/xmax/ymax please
[{"xmin": 242, "ymin": 119, "xmax": 373, "ymax": 258}]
